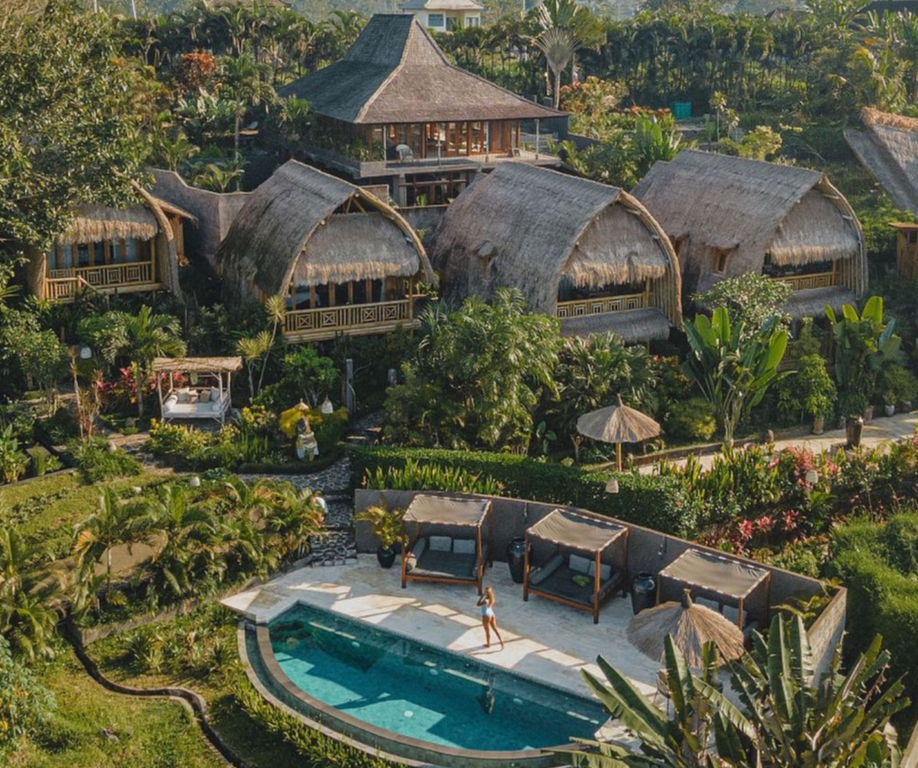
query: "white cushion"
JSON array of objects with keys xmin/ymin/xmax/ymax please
[
  {"xmin": 177, "ymin": 390, "xmax": 190, "ymax": 404},
  {"xmin": 588, "ymin": 561, "xmax": 613, "ymax": 581},
  {"xmin": 199, "ymin": 388, "xmax": 211, "ymax": 402},
  {"xmin": 697, "ymin": 597, "xmax": 720, "ymax": 612},
  {"xmin": 452, "ymin": 539, "xmax": 476, "ymax": 555},
  {"xmin": 722, "ymin": 604, "xmax": 740, "ymax": 624},
  {"xmin": 211, "ymin": 400, "xmax": 223, "ymax": 413},
  {"xmin": 569, "ymin": 554, "xmax": 591, "ymax": 574},
  {"xmin": 165, "ymin": 394, "xmax": 178, "ymax": 407},
  {"xmin": 429, "ymin": 535, "xmax": 452, "ymax": 552}
]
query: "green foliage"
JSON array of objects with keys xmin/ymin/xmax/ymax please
[
  {"xmin": 353, "ymin": 503, "xmax": 406, "ymax": 551},
  {"xmin": 682, "ymin": 307, "xmax": 789, "ymax": 445},
  {"xmin": 0, "ymin": 1, "xmax": 153, "ymax": 249},
  {"xmin": 774, "ymin": 354, "xmax": 837, "ymax": 423},
  {"xmin": 364, "ymin": 458, "xmax": 504, "ymax": 496},
  {"xmin": 826, "ymin": 297, "xmax": 902, "ymax": 414},
  {"xmin": 65, "ymin": 437, "xmax": 142, "ymax": 483},
  {"xmin": 695, "ymin": 273, "xmax": 792, "ymax": 342},
  {"xmin": 253, "ymin": 347, "xmax": 339, "ymax": 411},
  {"xmin": 0, "ymin": 425, "xmax": 29, "ymax": 484},
  {"xmin": 352, "ymin": 446, "xmax": 698, "ymax": 537},
  {"xmin": 877, "ymin": 363, "xmax": 918, "ymax": 407},
  {"xmin": 0, "ymin": 635, "xmax": 55, "ymax": 755},
  {"xmin": 664, "ymin": 398, "xmax": 718, "ymax": 443},
  {"xmin": 384, "ymin": 290, "xmax": 562, "ymax": 452}
]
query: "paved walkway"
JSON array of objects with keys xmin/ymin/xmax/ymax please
[{"xmin": 641, "ymin": 410, "xmax": 918, "ymax": 473}]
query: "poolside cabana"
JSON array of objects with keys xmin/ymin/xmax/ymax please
[
  {"xmin": 633, "ymin": 150, "xmax": 866, "ymax": 318},
  {"xmin": 153, "ymin": 356, "xmax": 242, "ymax": 425},
  {"xmin": 431, "ymin": 163, "xmax": 683, "ymax": 344},
  {"xmin": 401, "ymin": 495, "xmax": 493, "ymax": 594},
  {"xmin": 524, "ymin": 509, "xmax": 628, "ymax": 623},
  {"xmin": 656, "ymin": 549, "xmax": 770, "ymax": 632}
]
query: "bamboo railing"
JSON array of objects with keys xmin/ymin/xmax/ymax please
[
  {"xmin": 283, "ymin": 299, "xmax": 416, "ymax": 342},
  {"xmin": 47, "ymin": 261, "xmax": 155, "ymax": 301},
  {"xmin": 772, "ymin": 270, "xmax": 837, "ymax": 292},
  {"xmin": 556, "ymin": 291, "xmax": 649, "ymax": 319}
]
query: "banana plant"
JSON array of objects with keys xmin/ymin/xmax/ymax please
[{"xmin": 681, "ymin": 307, "xmax": 788, "ymax": 447}]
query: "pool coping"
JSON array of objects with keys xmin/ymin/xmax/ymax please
[{"xmin": 242, "ymin": 602, "xmax": 603, "ymax": 768}]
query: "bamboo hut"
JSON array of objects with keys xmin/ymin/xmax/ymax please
[
  {"xmin": 26, "ymin": 184, "xmax": 193, "ymax": 303},
  {"xmin": 216, "ymin": 160, "xmax": 435, "ymax": 343},
  {"xmin": 430, "ymin": 163, "xmax": 682, "ymax": 343},
  {"xmin": 280, "ymin": 14, "xmax": 562, "ymax": 206},
  {"xmin": 633, "ymin": 150, "xmax": 866, "ymax": 319},
  {"xmin": 846, "ymin": 108, "xmax": 918, "ymax": 216}
]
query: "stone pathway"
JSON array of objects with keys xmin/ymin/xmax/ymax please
[{"xmin": 639, "ymin": 410, "xmax": 918, "ymax": 473}]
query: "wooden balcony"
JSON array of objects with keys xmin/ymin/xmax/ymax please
[
  {"xmin": 46, "ymin": 261, "xmax": 159, "ymax": 302},
  {"xmin": 556, "ymin": 291, "xmax": 649, "ymax": 319},
  {"xmin": 771, "ymin": 270, "xmax": 837, "ymax": 292},
  {"xmin": 283, "ymin": 299, "xmax": 417, "ymax": 342}
]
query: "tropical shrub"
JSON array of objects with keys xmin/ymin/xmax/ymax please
[
  {"xmin": 0, "ymin": 635, "xmax": 55, "ymax": 755},
  {"xmin": 664, "ymin": 398, "xmax": 718, "ymax": 443},
  {"xmin": 65, "ymin": 437, "xmax": 142, "ymax": 483},
  {"xmin": 877, "ymin": 363, "xmax": 918, "ymax": 407},
  {"xmin": 364, "ymin": 459, "xmax": 504, "ymax": 495},
  {"xmin": 695, "ymin": 273, "xmax": 791, "ymax": 340},
  {"xmin": 0, "ymin": 425, "xmax": 29, "ymax": 484},
  {"xmin": 774, "ymin": 354, "xmax": 837, "ymax": 425}
]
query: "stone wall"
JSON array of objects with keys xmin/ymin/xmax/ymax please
[{"xmin": 150, "ymin": 169, "xmax": 250, "ymax": 271}]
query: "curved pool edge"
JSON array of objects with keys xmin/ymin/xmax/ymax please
[{"xmin": 237, "ymin": 618, "xmax": 591, "ymax": 768}]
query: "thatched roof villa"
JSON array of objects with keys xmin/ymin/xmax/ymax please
[
  {"xmin": 280, "ymin": 14, "xmax": 563, "ymax": 208},
  {"xmin": 26, "ymin": 184, "xmax": 193, "ymax": 304},
  {"xmin": 430, "ymin": 163, "xmax": 682, "ymax": 343},
  {"xmin": 217, "ymin": 160, "xmax": 435, "ymax": 343},
  {"xmin": 632, "ymin": 150, "xmax": 866, "ymax": 319},
  {"xmin": 845, "ymin": 108, "xmax": 918, "ymax": 215}
]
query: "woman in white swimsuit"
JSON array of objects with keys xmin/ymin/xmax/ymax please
[{"xmin": 476, "ymin": 587, "xmax": 504, "ymax": 649}]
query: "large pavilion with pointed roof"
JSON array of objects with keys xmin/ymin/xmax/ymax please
[{"xmin": 281, "ymin": 14, "xmax": 564, "ymax": 206}]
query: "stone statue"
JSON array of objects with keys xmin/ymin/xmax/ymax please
[{"xmin": 295, "ymin": 416, "xmax": 318, "ymax": 461}]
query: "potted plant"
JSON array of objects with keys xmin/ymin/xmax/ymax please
[
  {"xmin": 838, "ymin": 391, "xmax": 868, "ymax": 438},
  {"xmin": 878, "ymin": 364, "xmax": 918, "ymax": 418},
  {"xmin": 354, "ymin": 503, "xmax": 405, "ymax": 569},
  {"xmin": 797, "ymin": 354, "xmax": 836, "ymax": 435}
]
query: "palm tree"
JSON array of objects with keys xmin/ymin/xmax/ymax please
[
  {"xmin": 236, "ymin": 330, "xmax": 272, "ymax": 399},
  {"xmin": 263, "ymin": 483, "xmax": 326, "ymax": 559},
  {"xmin": 535, "ymin": 27, "xmax": 581, "ymax": 109},
  {"xmin": 0, "ymin": 528, "xmax": 57, "ymax": 660},
  {"xmin": 98, "ymin": 306, "xmax": 186, "ymax": 418},
  {"xmin": 554, "ymin": 615, "xmax": 906, "ymax": 768},
  {"xmin": 257, "ymin": 295, "xmax": 286, "ymax": 393},
  {"xmin": 73, "ymin": 488, "xmax": 148, "ymax": 584}
]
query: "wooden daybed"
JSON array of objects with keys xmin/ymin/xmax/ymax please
[
  {"xmin": 153, "ymin": 356, "xmax": 242, "ymax": 425},
  {"xmin": 523, "ymin": 509, "xmax": 628, "ymax": 623},
  {"xmin": 401, "ymin": 495, "xmax": 493, "ymax": 594},
  {"xmin": 656, "ymin": 549, "xmax": 770, "ymax": 634}
]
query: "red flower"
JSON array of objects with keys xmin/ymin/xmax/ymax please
[{"xmin": 737, "ymin": 519, "xmax": 754, "ymax": 542}]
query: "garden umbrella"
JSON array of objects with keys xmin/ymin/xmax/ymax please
[
  {"xmin": 627, "ymin": 590, "xmax": 745, "ymax": 668},
  {"xmin": 576, "ymin": 395, "xmax": 660, "ymax": 471}
]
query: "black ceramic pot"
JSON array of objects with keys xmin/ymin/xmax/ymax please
[
  {"xmin": 506, "ymin": 537, "xmax": 527, "ymax": 584},
  {"xmin": 377, "ymin": 546, "xmax": 397, "ymax": 569},
  {"xmin": 631, "ymin": 571, "xmax": 656, "ymax": 615},
  {"xmin": 846, "ymin": 418, "xmax": 864, "ymax": 449}
]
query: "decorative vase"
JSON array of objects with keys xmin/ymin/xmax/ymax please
[
  {"xmin": 631, "ymin": 572, "xmax": 656, "ymax": 615},
  {"xmin": 863, "ymin": 405, "xmax": 874, "ymax": 423},
  {"xmin": 846, "ymin": 418, "xmax": 864, "ymax": 449},
  {"xmin": 885, "ymin": 404, "xmax": 896, "ymax": 417},
  {"xmin": 321, "ymin": 398, "xmax": 334, "ymax": 414},
  {"xmin": 376, "ymin": 546, "xmax": 397, "ymax": 569},
  {"xmin": 812, "ymin": 415, "xmax": 824, "ymax": 436},
  {"xmin": 506, "ymin": 537, "xmax": 527, "ymax": 584},
  {"xmin": 903, "ymin": 400, "xmax": 914, "ymax": 413}
]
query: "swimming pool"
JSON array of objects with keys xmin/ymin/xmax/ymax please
[{"xmin": 263, "ymin": 603, "xmax": 608, "ymax": 755}]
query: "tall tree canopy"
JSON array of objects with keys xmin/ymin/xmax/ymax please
[{"xmin": 0, "ymin": 1, "xmax": 154, "ymax": 252}]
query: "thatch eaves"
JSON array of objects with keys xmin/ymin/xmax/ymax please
[
  {"xmin": 431, "ymin": 163, "xmax": 682, "ymax": 329},
  {"xmin": 633, "ymin": 150, "xmax": 866, "ymax": 296},
  {"xmin": 281, "ymin": 15, "xmax": 560, "ymax": 124},
  {"xmin": 216, "ymin": 160, "xmax": 434, "ymax": 301},
  {"xmin": 845, "ymin": 107, "xmax": 918, "ymax": 215}
]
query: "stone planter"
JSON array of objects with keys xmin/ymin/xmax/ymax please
[
  {"xmin": 846, "ymin": 418, "xmax": 864, "ymax": 448},
  {"xmin": 884, "ymin": 404, "xmax": 896, "ymax": 417},
  {"xmin": 812, "ymin": 415, "xmax": 825, "ymax": 435}
]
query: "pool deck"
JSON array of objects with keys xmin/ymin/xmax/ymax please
[{"xmin": 222, "ymin": 559, "xmax": 662, "ymax": 702}]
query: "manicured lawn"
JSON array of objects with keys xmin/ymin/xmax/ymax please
[{"xmin": 9, "ymin": 649, "xmax": 224, "ymax": 768}]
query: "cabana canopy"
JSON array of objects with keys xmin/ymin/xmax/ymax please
[
  {"xmin": 656, "ymin": 549, "xmax": 770, "ymax": 629},
  {"xmin": 524, "ymin": 509, "xmax": 629, "ymax": 623},
  {"xmin": 403, "ymin": 494, "xmax": 490, "ymax": 527},
  {"xmin": 527, "ymin": 509, "xmax": 625, "ymax": 553},
  {"xmin": 152, "ymin": 356, "xmax": 243, "ymax": 374},
  {"xmin": 154, "ymin": 357, "xmax": 241, "ymax": 425}
]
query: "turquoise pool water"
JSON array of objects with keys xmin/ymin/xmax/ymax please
[{"xmin": 268, "ymin": 604, "xmax": 607, "ymax": 752}]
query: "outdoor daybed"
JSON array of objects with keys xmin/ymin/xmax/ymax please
[
  {"xmin": 524, "ymin": 509, "xmax": 628, "ymax": 623},
  {"xmin": 154, "ymin": 356, "xmax": 242, "ymax": 425},
  {"xmin": 656, "ymin": 548, "xmax": 770, "ymax": 634},
  {"xmin": 401, "ymin": 495, "xmax": 493, "ymax": 594}
]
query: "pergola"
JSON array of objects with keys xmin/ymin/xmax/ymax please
[
  {"xmin": 153, "ymin": 356, "xmax": 242, "ymax": 425},
  {"xmin": 656, "ymin": 549, "xmax": 770, "ymax": 629},
  {"xmin": 524, "ymin": 509, "xmax": 628, "ymax": 623},
  {"xmin": 401, "ymin": 494, "xmax": 493, "ymax": 594}
]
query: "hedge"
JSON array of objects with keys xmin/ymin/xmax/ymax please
[
  {"xmin": 829, "ymin": 514, "xmax": 918, "ymax": 704},
  {"xmin": 350, "ymin": 446, "xmax": 698, "ymax": 537}
]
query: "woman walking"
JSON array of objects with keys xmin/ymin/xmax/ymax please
[{"xmin": 477, "ymin": 587, "xmax": 504, "ymax": 649}]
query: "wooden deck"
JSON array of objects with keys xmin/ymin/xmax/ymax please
[
  {"xmin": 556, "ymin": 291, "xmax": 649, "ymax": 319},
  {"xmin": 46, "ymin": 261, "xmax": 159, "ymax": 302},
  {"xmin": 283, "ymin": 298, "xmax": 418, "ymax": 342}
]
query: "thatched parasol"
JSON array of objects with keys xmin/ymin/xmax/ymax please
[
  {"xmin": 627, "ymin": 590, "xmax": 745, "ymax": 668},
  {"xmin": 576, "ymin": 395, "xmax": 661, "ymax": 471}
]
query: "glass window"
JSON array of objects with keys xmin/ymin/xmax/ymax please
[
  {"xmin": 58, "ymin": 245, "xmax": 73, "ymax": 269},
  {"xmin": 76, "ymin": 243, "xmax": 91, "ymax": 268},
  {"xmin": 467, "ymin": 15, "xmax": 480, "ymax": 27},
  {"xmin": 427, "ymin": 13, "xmax": 444, "ymax": 26},
  {"xmin": 126, "ymin": 238, "xmax": 139, "ymax": 263},
  {"xmin": 446, "ymin": 15, "xmax": 460, "ymax": 31}
]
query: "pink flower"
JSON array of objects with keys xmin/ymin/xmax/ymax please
[
  {"xmin": 755, "ymin": 515, "xmax": 774, "ymax": 534},
  {"xmin": 738, "ymin": 519, "xmax": 754, "ymax": 542}
]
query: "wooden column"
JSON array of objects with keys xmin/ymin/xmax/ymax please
[
  {"xmin": 593, "ymin": 548, "xmax": 602, "ymax": 624},
  {"xmin": 523, "ymin": 531, "xmax": 530, "ymax": 601}
]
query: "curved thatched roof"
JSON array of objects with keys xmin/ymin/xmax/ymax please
[
  {"xmin": 280, "ymin": 15, "xmax": 560, "ymax": 124},
  {"xmin": 217, "ymin": 160, "xmax": 434, "ymax": 301},
  {"xmin": 633, "ymin": 150, "xmax": 866, "ymax": 298},
  {"xmin": 846, "ymin": 108, "xmax": 918, "ymax": 215},
  {"xmin": 56, "ymin": 190, "xmax": 192, "ymax": 247},
  {"xmin": 431, "ymin": 163, "xmax": 682, "ymax": 330}
]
